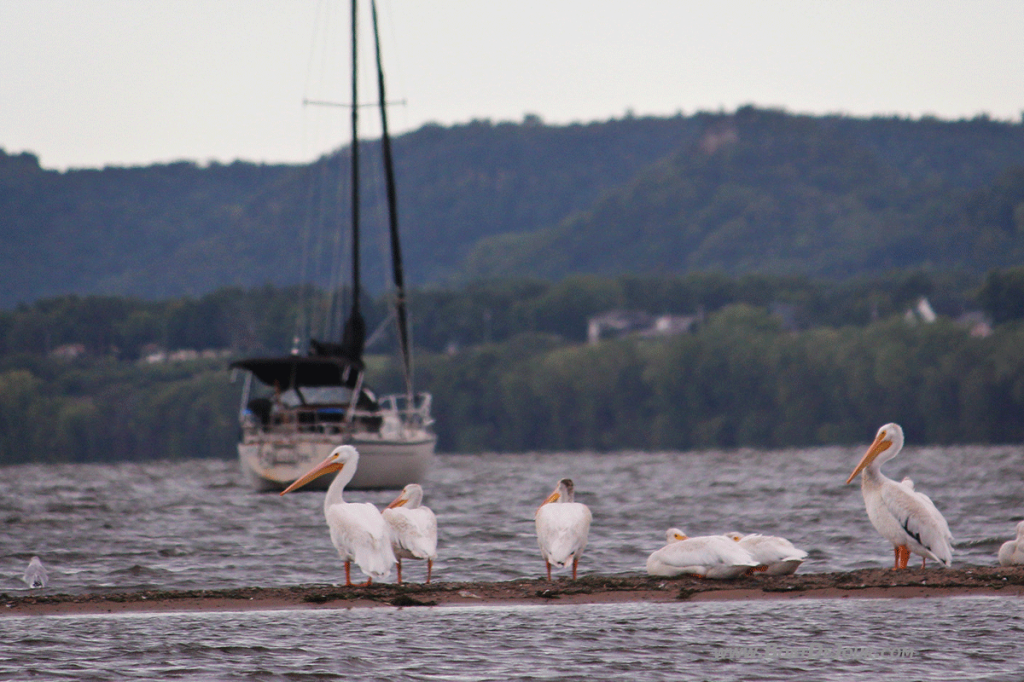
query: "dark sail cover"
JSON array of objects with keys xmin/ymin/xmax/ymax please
[{"xmin": 230, "ymin": 354, "xmax": 362, "ymax": 390}]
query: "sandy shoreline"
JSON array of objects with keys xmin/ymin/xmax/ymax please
[{"xmin": 4, "ymin": 566, "xmax": 1023, "ymax": 617}]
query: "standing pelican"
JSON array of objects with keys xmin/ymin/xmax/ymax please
[
  {"xmin": 896, "ymin": 477, "xmax": 948, "ymax": 568},
  {"xmin": 382, "ymin": 484, "xmax": 438, "ymax": 584},
  {"xmin": 998, "ymin": 521, "xmax": 1024, "ymax": 566},
  {"xmin": 535, "ymin": 478, "xmax": 592, "ymax": 580},
  {"xmin": 846, "ymin": 423, "xmax": 953, "ymax": 569},
  {"xmin": 22, "ymin": 556, "xmax": 48, "ymax": 588},
  {"xmin": 646, "ymin": 528, "xmax": 757, "ymax": 579},
  {"xmin": 723, "ymin": 532, "xmax": 808, "ymax": 575},
  {"xmin": 280, "ymin": 445, "xmax": 394, "ymax": 585}
]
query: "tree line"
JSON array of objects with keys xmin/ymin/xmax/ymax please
[
  {"xmin": 415, "ymin": 308, "xmax": 1024, "ymax": 453},
  {"xmin": 0, "ymin": 268, "xmax": 1006, "ymax": 360},
  {"xmin": 1, "ymin": 269, "xmax": 1023, "ymax": 464}
]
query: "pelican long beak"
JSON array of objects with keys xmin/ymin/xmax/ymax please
[
  {"xmin": 845, "ymin": 433, "xmax": 892, "ymax": 484},
  {"xmin": 536, "ymin": 490, "xmax": 560, "ymax": 514},
  {"xmin": 280, "ymin": 457, "xmax": 344, "ymax": 495},
  {"xmin": 386, "ymin": 496, "xmax": 409, "ymax": 509}
]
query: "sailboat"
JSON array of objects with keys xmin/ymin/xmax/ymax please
[{"xmin": 231, "ymin": 0, "xmax": 436, "ymax": 491}]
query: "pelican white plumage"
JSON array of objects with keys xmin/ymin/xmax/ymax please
[
  {"xmin": 535, "ymin": 478, "xmax": 592, "ymax": 580},
  {"xmin": 846, "ymin": 423, "xmax": 953, "ymax": 569},
  {"xmin": 22, "ymin": 556, "xmax": 48, "ymax": 588},
  {"xmin": 280, "ymin": 445, "xmax": 394, "ymax": 585},
  {"xmin": 383, "ymin": 484, "xmax": 438, "ymax": 584},
  {"xmin": 646, "ymin": 528, "xmax": 758, "ymax": 579},
  {"xmin": 998, "ymin": 521, "xmax": 1024, "ymax": 566},
  {"xmin": 722, "ymin": 532, "xmax": 808, "ymax": 575},
  {"xmin": 896, "ymin": 476, "xmax": 949, "ymax": 568}
]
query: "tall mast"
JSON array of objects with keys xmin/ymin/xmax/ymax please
[
  {"xmin": 371, "ymin": 0, "xmax": 413, "ymax": 401},
  {"xmin": 340, "ymin": 0, "xmax": 365, "ymax": 361}
]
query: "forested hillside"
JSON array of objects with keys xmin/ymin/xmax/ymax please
[
  {"xmin": 463, "ymin": 108, "xmax": 1024, "ymax": 279},
  {"xmin": 0, "ymin": 116, "xmax": 692, "ymax": 308},
  {"xmin": 0, "ymin": 153, "xmax": 296, "ymax": 306},
  {"xmin": 3, "ymin": 107, "xmax": 1024, "ymax": 309}
]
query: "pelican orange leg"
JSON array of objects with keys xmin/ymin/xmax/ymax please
[
  {"xmin": 343, "ymin": 561, "xmax": 371, "ymax": 586},
  {"xmin": 893, "ymin": 545, "xmax": 910, "ymax": 570}
]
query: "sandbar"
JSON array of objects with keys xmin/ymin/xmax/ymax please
[{"xmin": 3, "ymin": 566, "xmax": 1023, "ymax": 617}]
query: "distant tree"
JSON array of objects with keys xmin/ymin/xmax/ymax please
[{"xmin": 976, "ymin": 267, "xmax": 1024, "ymax": 323}]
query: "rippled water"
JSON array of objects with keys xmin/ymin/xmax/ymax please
[
  {"xmin": 3, "ymin": 598, "xmax": 1023, "ymax": 681},
  {"xmin": 2, "ymin": 446, "xmax": 1023, "ymax": 679}
]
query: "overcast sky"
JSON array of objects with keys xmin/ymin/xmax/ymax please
[{"xmin": 2, "ymin": 0, "xmax": 1022, "ymax": 171}]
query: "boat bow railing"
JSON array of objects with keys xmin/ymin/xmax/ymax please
[
  {"xmin": 376, "ymin": 392, "xmax": 434, "ymax": 429},
  {"xmin": 240, "ymin": 391, "xmax": 433, "ymax": 437}
]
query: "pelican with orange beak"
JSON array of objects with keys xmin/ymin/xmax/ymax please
[
  {"xmin": 846, "ymin": 423, "xmax": 953, "ymax": 569},
  {"xmin": 280, "ymin": 445, "xmax": 394, "ymax": 586},
  {"xmin": 998, "ymin": 521, "xmax": 1024, "ymax": 566},
  {"xmin": 647, "ymin": 528, "xmax": 758, "ymax": 579},
  {"xmin": 535, "ymin": 478, "xmax": 592, "ymax": 580},
  {"xmin": 382, "ymin": 484, "xmax": 438, "ymax": 584}
]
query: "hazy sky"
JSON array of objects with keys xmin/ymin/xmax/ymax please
[{"xmin": 2, "ymin": 0, "xmax": 1022, "ymax": 171}]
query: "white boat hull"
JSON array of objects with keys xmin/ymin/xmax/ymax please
[{"xmin": 239, "ymin": 432, "xmax": 436, "ymax": 491}]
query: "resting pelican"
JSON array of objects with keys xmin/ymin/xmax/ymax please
[
  {"xmin": 280, "ymin": 445, "xmax": 394, "ymax": 585},
  {"xmin": 22, "ymin": 556, "xmax": 48, "ymax": 588},
  {"xmin": 723, "ymin": 532, "xmax": 808, "ymax": 575},
  {"xmin": 535, "ymin": 478, "xmax": 592, "ymax": 580},
  {"xmin": 998, "ymin": 521, "xmax": 1024, "ymax": 566},
  {"xmin": 647, "ymin": 528, "xmax": 757, "ymax": 579},
  {"xmin": 382, "ymin": 484, "xmax": 438, "ymax": 584},
  {"xmin": 846, "ymin": 423, "xmax": 953, "ymax": 569}
]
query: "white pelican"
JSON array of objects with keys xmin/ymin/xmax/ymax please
[
  {"xmin": 722, "ymin": 532, "xmax": 808, "ymax": 575},
  {"xmin": 646, "ymin": 528, "xmax": 758, "ymax": 579},
  {"xmin": 382, "ymin": 484, "xmax": 438, "ymax": 584},
  {"xmin": 846, "ymin": 423, "xmax": 953, "ymax": 569},
  {"xmin": 896, "ymin": 476, "xmax": 949, "ymax": 567},
  {"xmin": 535, "ymin": 478, "xmax": 592, "ymax": 580},
  {"xmin": 998, "ymin": 521, "xmax": 1024, "ymax": 566},
  {"xmin": 22, "ymin": 556, "xmax": 48, "ymax": 588},
  {"xmin": 280, "ymin": 445, "xmax": 395, "ymax": 585}
]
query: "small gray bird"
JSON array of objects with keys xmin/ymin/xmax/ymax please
[{"xmin": 23, "ymin": 556, "xmax": 48, "ymax": 588}]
